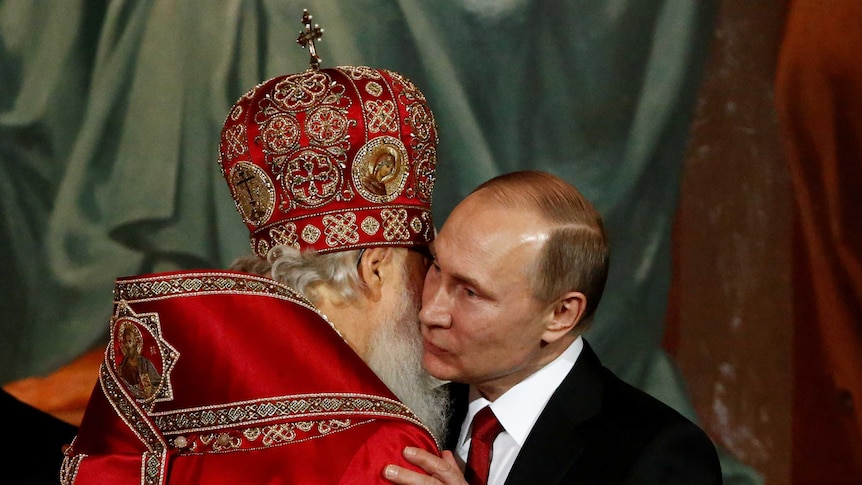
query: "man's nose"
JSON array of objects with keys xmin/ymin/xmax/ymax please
[{"xmin": 419, "ymin": 286, "xmax": 452, "ymax": 329}]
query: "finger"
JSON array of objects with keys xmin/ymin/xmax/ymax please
[
  {"xmin": 439, "ymin": 450, "xmax": 460, "ymax": 469},
  {"xmin": 402, "ymin": 447, "xmax": 467, "ymax": 484},
  {"xmin": 383, "ymin": 464, "xmax": 439, "ymax": 485}
]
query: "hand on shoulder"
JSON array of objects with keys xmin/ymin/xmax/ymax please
[{"xmin": 384, "ymin": 447, "xmax": 467, "ymax": 485}]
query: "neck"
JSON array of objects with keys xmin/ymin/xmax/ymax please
[{"xmin": 474, "ymin": 334, "xmax": 576, "ymax": 402}]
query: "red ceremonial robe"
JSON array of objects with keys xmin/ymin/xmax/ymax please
[{"xmin": 61, "ymin": 270, "xmax": 439, "ymax": 484}]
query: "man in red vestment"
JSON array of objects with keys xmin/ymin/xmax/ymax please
[{"xmin": 61, "ymin": 9, "xmax": 447, "ymax": 484}]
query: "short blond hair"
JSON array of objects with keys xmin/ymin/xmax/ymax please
[{"xmin": 472, "ymin": 171, "xmax": 609, "ymax": 327}]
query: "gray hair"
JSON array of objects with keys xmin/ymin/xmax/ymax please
[{"xmin": 228, "ymin": 246, "xmax": 366, "ymax": 305}]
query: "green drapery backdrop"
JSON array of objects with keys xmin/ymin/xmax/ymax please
[{"xmin": 1, "ymin": 1, "xmax": 759, "ymax": 481}]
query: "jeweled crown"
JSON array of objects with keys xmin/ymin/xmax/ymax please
[{"xmin": 218, "ymin": 10, "xmax": 438, "ymax": 257}]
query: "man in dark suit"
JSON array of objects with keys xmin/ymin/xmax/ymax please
[{"xmin": 384, "ymin": 170, "xmax": 721, "ymax": 484}]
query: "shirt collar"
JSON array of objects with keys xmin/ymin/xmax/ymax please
[{"xmin": 459, "ymin": 336, "xmax": 583, "ymax": 447}]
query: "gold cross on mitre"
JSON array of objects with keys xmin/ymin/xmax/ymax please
[{"xmin": 296, "ymin": 9, "xmax": 324, "ymax": 70}]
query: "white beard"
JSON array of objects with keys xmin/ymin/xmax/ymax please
[{"xmin": 366, "ymin": 287, "xmax": 450, "ymax": 443}]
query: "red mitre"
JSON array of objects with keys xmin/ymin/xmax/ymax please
[
  {"xmin": 61, "ymin": 270, "xmax": 439, "ymax": 484},
  {"xmin": 218, "ymin": 63, "xmax": 438, "ymax": 258}
]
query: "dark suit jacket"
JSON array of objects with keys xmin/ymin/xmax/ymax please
[{"xmin": 445, "ymin": 340, "xmax": 722, "ymax": 484}]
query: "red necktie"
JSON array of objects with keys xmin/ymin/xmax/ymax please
[{"xmin": 464, "ymin": 406, "xmax": 503, "ymax": 485}]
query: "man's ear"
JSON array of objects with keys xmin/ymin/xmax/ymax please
[
  {"xmin": 356, "ymin": 247, "xmax": 392, "ymax": 301},
  {"xmin": 542, "ymin": 291, "xmax": 587, "ymax": 343}
]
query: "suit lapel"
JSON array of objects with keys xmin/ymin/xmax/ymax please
[
  {"xmin": 503, "ymin": 341, "xmax": 606, "ymax": 485},
  {"xmin": 444, "ymin": 382, "xmax": 469, "ymax": 450}
]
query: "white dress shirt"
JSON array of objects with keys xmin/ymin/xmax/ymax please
[{"xmin": 456, "ymin": 337, "xmax": 584, "ymax": 485}]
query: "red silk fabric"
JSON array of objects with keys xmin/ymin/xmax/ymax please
[{"xmin": 63, "ymin": 270, "xmax": 439, "ymax": 484}]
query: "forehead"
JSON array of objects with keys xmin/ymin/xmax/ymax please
[{"xmin": 435, "ymin": 195, "xmax": 547, "ymax": 287}]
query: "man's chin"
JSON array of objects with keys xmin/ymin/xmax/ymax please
[{"xmin": 420, "ymin": 354, "xmax": 451, "ymax": 381}]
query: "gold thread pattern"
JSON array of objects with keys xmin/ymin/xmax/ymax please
[
  {"xmin": 365, "ymin": 81, "xmax": 383, "ymax": 97},
  {"xmin": 339, "ymin": 65, "xmax": 383, "ymax": 80},
  {"xmin": 114, "ymin": 272, "xmax": 313, "ymax": 309},
  {"xmin": 364, "ymin": 100, "xmax": 398, "ymax": 133},
  {"xmin": 229, "ymin": 162, "xmax": 276, "ymax": 227},
  {"xmin": 170, "ymin": 419, "xmax": 372, "ymax": 456},
  {"xmin": 151, "ymin": 393, "xmax": 419, "ymax": 435},
  {"xmin": 301, "ymin": 224, "xmax": 321, "ymax": 244},
  {"xmin": 261, "ymin": 114, "xmax": 300, "ymax": 154},
  {"xmin": 322, "ymin": 212, "xmax": 360, "ymax": 247},
  {"xmin": 269, "ymin": 222, "xmax": 300, "ymax": 249},
  {"xmin": 381, "ymin": 209, "xmax": 410, "ymax": 241},
  {"xmin": 361, "ymin": 216, "xmax": 380, "ymax": 236},
  {"xmin": 59, "ymin": 452, "xmax": 83, "ymax": 485},
  {"xmin": 306, "ymin": 107, "xmax": 348, "ymax": 144},
  {"xmin": 285, "ymin": 150, "xmax": 340, "ymax": 208},
  {"xmin": 272, "ymin": 71, "xmax": 329, "ymax": 110},
  {"xmin": 222, "ymin": 123, "xmax": 247, "ymax": 160}
]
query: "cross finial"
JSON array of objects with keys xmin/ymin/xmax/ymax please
[{"xmin": 296, "ymin": 9, "xmax": 324, "ymax": 70}]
